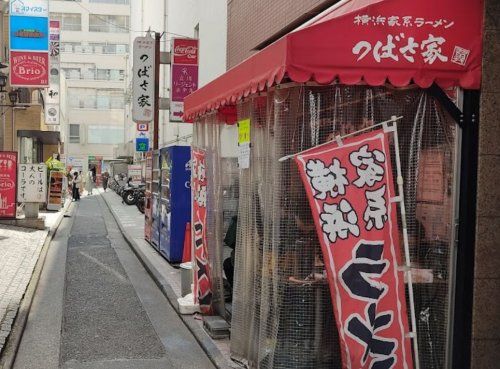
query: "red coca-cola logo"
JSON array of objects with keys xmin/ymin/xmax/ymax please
[
  {"xmin": 173, "ymin": 40, "xmax": 198, "ymax": 64},
  {"xmin": 174, "ymin": 45, "xmax": 198, "ymax": 58}
]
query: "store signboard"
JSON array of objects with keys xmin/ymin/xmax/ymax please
[
  {"xmin": 0, "ymin": 152, "xmax": 18, "ymax": 219},
  {"xmin": 136, "ymin": 137, "xmax": 149, "ymax": 152},
  {"xmin": 10, "ymin": 51, "xmax": 49, "ymax": 87},
  {"xmin": 128, "ymin": 165, "xmax": 142, "ymax": 185},
  {"xmin": 170, "ymin": 38, "xmax": 198, "ymax": 122},
  {"xmin": 47, "ymin": 171, "xmax": 64, "ymax": 210},
  {"xmin": 17, "ymin": 163, "xmax": 47, "ymax": 203},
  {"xmin": 10, "ymin": 0, "xmax": 49, "ymax": 17},
  {"xmin": 132, "ymin": 36, "xmax": 155, "ymax": 123},
  {"xmin": 237, "ymin": 118, "xmax": 250, "ymax": 169},
  {"xmin": 192, "ymin": 148, "xmax": 212, "ymax": 313},
  {"xmin": 295, "ymin": 129, "xmax": 413, "ymax": 369},
  {"xmin": 45, "ymin": 20, "xmax": 60, "ymax": 125},
  {"xmin": 9, "ymin": 15, "xmax": 49, "ymax": 51}
]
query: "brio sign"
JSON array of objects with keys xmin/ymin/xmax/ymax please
[{"xmin": 10, "ymin": 51, "xmax": 49, "ymax": 86}]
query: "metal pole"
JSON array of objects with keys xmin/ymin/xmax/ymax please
[
  {"xmin": 153, "ymin": 32, "xmax": 160, "ymax": 150},
  {"xmin": 11, "ymin": 107, "xmax": 15, "ymax": 151}
]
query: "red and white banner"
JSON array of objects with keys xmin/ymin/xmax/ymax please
[
  {"xmin": 192, "ymin": 148, "xmax": 212, "ymax": 313},
  {"xmin": 295, "ymin": 129, "xmax": 413, "ymax": 369},
  {"xmin": 0, "ymin": 152, "xmax": 18, "ymax": 219}
]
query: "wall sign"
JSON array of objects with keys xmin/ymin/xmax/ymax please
[
  {"xmin": 0, "ymin": 152, "xmax": 18, "ymax": 219},
  {"xmin": 295, "ymin": 129, "xmax": 413, "ymax": 369},
  {"xmin": 10, "ymin": 51, "xmax": 49, "ymax": 87},
  {"xmin": 45, "ymin": 19, "xmax": 60, "ymax": 125},
  {"xmin": 10, "ymin": 0, "xmax": 49, "ymax": 17},
  {"xmin": 10, "ymin": 15, "xmax": 49, "ymax": 51},
  {"xmin": 237, "ymin": 118, "xmax": 250, "ymax": 169},
  {"xmin": 17, "ymin": 163, "xmax": 47, "ymax": 203},
  {"xmin": 132, "ymin": 36, "xmax": 155, "ymax": 123}
]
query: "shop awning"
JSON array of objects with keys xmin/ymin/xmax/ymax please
[
  {"xmin": 184, "ymin": 0, "xmax": 483, "ymax": 120},
  {"xmin": 17, "ymin": 130, "xmax": 60, "ymax": 145}
]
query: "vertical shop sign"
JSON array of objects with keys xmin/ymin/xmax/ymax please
[
  {"xmin": 45, "ymin": 19, "xmax": 60, "ymax": 125},
  {"xmin": 192, "ymin": 148, "xmax": 212, "ymax": 313},
  {"xmin": 9, "ymin": 0, "xmax": 49, "ymax": 87},
  {"xmin": 170, "ymin": 38, "xmax": 198, "ymax": 122},
  {"xmin": 295, "ymin": 129, "xmax": 413, "ymax": 369},
  {"xmin": 237, "ymin": 118, "xmax": 251, "ymax": 169},
  {"xmin": 132, "ymin": 36, "xmax": 155, "ymax": 123},
  {"xmin": 17, "ymin": 163, "xmax": 47, "ymax": 203},
  {"xmin": 0, "ymin": 152, "xmax": 18, "ymax": 219}
]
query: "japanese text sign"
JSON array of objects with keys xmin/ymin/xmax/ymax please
[
  {"xmin": 132, "ymin": 36, "xmax": 155, "ymax": 123},
  {"xmin": 45, "ymin": 19, "xmax": 60, "ymax": 125},
  {"xmin": 0, "ymin": 152, "xmax": 18, "ymax": 219},
  {"xmin": 192, "ymin": 148, "xmax": 212, "ymax": 314},
  {"xmin": 237, "ymin": 119, "xmax": 251, "ymax": 169},
  {"xmin": 10, "ymin": 0, "xmax": 49, "ymax": 17},
  {"xmin": 295, "ymin": 129, "xmax": 413, "ymax": 369},
  {"xmin": 170, "ymin": 38, "xmax": 198, "ymax": 123},
  {"xmin": 17, "ymin": 163, "xmax": 47, "ymax": 203}
]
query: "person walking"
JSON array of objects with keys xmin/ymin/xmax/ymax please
[
  {"xmin": 78, "ymin": 171, "xmax": 84, "ymax": 195},
  {"xmin": 85, "ymin": 170, "xmax": 94, "ymax": 195},
  {"xmin": 102, "ymin": 171, "xmax": 110, "ymax": 192},
  {"xmin": 72, "ymin": 172, "xmax": 81, "ymax": 201}
]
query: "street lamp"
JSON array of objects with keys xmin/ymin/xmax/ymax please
[
  {"xmin": 8, "ymin": 89, "xmax": 18, "ymax": 105},
  {"xmin": 0, "ymin": 72, "xmax": 7, "ymax": 93}
]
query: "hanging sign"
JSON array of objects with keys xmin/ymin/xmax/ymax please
[
  {"xmin": 9, "ymin": 15, "xmax": 49, "ymax": 51},
  {"xmin": 45, "ymin": 19, "xmax": 60, "ymax": 125},
  {"xmin": 137, "ymin": 123, "xmax": 149, "ymax": 131},
  {"xmin": 17, "ymin": 163, "xmax": 47, "ymax": 203},
  {"xmin": 10, "ymin": 0, "xmax": 49, "ymax": 17},
  {"xmin": 170, "ymin": 38, "xmax": 199, "ymax": 122},
  {"xmin": 295, "ymin": 129, "xmax": 413, "ymax": 369},
  {"xmin": 135, "ymin": 137, "xmax": 149, "ymax": 152},
  {"xmin": 132, "ymin": 36, "xmax": 155, "ymax": 123},
  {"xmin": 192, "ymin": 148, "xmax": 212, "ymax": 313},
  {"xmin": 237, "ymin": 118, "xmax": 251, "ymax": 169},
  {"xmin": 0, "ymin": 152, "xmax": 18, "ymax": 219}
]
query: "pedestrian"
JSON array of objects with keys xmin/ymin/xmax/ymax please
[
  {"xmin": 72, "ymin": 172, "xmax": 81, "ymax": 201},
  {"xmin": 78, "ymin": 171, "xmax": 84, "ymax": 195},
  {"xmin": 85, "ymin": 170, "xmax": 94, "ymax": 195},
  {"xmin": 91, "ymin": 166, "xmax": 97, "ymax": 183},
  {"xmin": 102, "ymin": 171, "xmax": 109, "ymax": 192}
]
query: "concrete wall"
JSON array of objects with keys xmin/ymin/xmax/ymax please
[
  {"xmin": 471, "ymin": 1, "xmax": 500, "ymax": 368},
  {"xmin": 227, "ymin": 0, "xmax": 336, "ymax": 68}
]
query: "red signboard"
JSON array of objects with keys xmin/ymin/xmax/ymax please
[
  {"xmin": 172, "ymin": 38, "xmax": 199, "ymax": 65},
  {"xmin": 0, "ymin": 152, "xmax": 18, "ymax": 219},
  {"xmin": 295, "ymin": 129, "xmax": 413, "ymax": 369},
  {"xmin": 192, "ymin": 148, "xmax": 212, "ymax": 314},
  {"xmin": 10, "ymin": 51, "xmax": 49, "ymax": 87}
]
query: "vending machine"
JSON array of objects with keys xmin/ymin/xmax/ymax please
[
  {"xmin": 144, "ymin": 151, "xmax": 153, "ymax": 242},
  {"xmin": 151, "ymin": 150, "xmax": 161, "ymax": 249},
  {"xmin": 159, "ymin": 146, "xmax": 191, "ymax": 263}
]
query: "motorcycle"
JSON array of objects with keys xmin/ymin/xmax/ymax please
[
  {"xmin": 136, "ymin": 191, "xmax": 145, "ymax": 213},
  {"xmin": 122, "ymin": 184, "xmax": 145, "ymax": 206}
]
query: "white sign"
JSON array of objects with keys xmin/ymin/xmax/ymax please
[
  {"xmin": 67, "ymin": 156, "xmax": 84, "ymax": 170},
  {"xmin": 17, "ymin": 163, "xmax": 47, "ymax": 203},
  {"xmin": 10, "ymin": 0, "xmax": 49, "ymax": 17},
  {"xmin": 169, "ymin": 101, "xmax": 183, "ymax": 122},
  {"xmin": 128, "ymin": 165, "xmax": 142, "ymax": 185},
  {"xmin": 132, "ymin": 36, "xmax": 155, "ymax": 123},
  {"xmin": 45, "ymin": 20, "xmax": 60, "ymax": 125},
  {"xmin": 45, "ymin": 105, "xmax": 59, "ymax": 125},
  {"xmin": 238, "ymin": 143, "xmax": 250, "ymax": 169}
]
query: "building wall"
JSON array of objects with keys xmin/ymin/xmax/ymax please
[
  {"xmin": 471, "ymin": 0, "xmax": 500, "ymax": 368},
  {"xmin": 51, "ymin": 0, "xmax": 130, "ymax": 168},
  {"xmin": 227, "ymin": 0, "xmax": 337, "ymax": 68}
]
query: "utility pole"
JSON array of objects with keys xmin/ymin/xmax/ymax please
[{"xmin": 153, "ymin": 32, "xmax": 160, "ymax": 150}]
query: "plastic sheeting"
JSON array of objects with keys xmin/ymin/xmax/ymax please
[{"xmin": 194, "ymin": 84, "xmax": 458, "ymax": 369}]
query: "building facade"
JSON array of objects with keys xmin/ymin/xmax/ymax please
[
  {"xmin": 225, "ymin": 1, "xmax": 499, "ymax": 368},
  {"xmin": 50, "ymin": 0, "xmax": 130, "ymax": 172}
]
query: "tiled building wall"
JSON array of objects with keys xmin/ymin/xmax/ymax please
[
  {"xmin": 471, "ymin": 1, "xmax": 500, "ymax": 368},
  {"xmin": 227, "ymin": 0, "xmax": 336, "ymax": 68}
]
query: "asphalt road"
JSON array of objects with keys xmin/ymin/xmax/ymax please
[{"xmin": 13, "ymin": 195, "xmax": 215, "ymax": 369}]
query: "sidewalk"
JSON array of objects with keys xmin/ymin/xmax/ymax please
[
  {"xmin": 99, "ymin": 189, "xmax": 237, "ymax": 369},
  {"xmin": 0, "ymin": 201, "xmax": 70, "ymax": 355}
]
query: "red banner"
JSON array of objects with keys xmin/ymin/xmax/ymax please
[
  {"xmin": 0, "ymin": 152, "xmax": 18, "ymax": 219},
  {"xmin": 172, "ymin": 38, "xmax": 199, "ymax": 65},
  {"xmin": 295, "ymin": 129, "xmax": 412, "ymax": 369},
  {"xmin": 192, "ymin": 148, "xmax": 212, "ymax": 313},
  {"xmin": 10, "ymin": 51, "xmax": 49, "ymax": 87}
]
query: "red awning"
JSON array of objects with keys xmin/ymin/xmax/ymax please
[{"xmin": 185, "ymin": 0, "xmax": 483, "ymax": 120}]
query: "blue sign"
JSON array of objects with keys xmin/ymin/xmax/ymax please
[
  {"xmin": 10, "ymin": 16, "xmax": 49, "ymax": 51},
  {"xmin": 136, "ymin": 138, "xmax": 149, "ymax": 152}
]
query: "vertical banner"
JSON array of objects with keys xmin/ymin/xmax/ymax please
[
  {"xmin": 237, "ymin": 118, "xmax": 251, "ymax": 169},
  {"xmin": 295, "ymin": 129, "xmax": 413, "ymax": 369},
  {"xmin": 191, "ymin": 148, "xmax": 212, "ymax": 313},
  {"xmin": 9, "ymin": 0, "xmax": 50, "ymax": 87},
  {"xmin": 45, "ymin": 19, "xmax": 60, "ymax": 125},
  {"xmin": 0, "ymin": 152, "xmax": 18, "ymax": 219},
  {"xmin": 170, "ymin": 38, "xmax": 198, "ymax": 122},
  {"xmin": 132, "ymin": 36, "xmax": 155, "ymax": 123},
  {"xmin": 17, "ymin": 163, "xmax": 47, "ymax": 203}
]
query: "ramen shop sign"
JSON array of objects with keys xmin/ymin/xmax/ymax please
[{"xmin": 10, "ymin": 51, "xmax": 49, "ymax": 86}]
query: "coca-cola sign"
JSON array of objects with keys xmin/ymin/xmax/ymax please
[
  {"xmin": 10, "ymin": 51, "xmax": 49, "ymax": 87},
  {"xmin": 173, "ymin": 39, "xmax": 198, "ymax": 65}
]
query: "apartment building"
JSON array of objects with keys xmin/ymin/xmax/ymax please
[{"xmin": 50, "ymin": 0, "xmax": 130, "ymax": 172}]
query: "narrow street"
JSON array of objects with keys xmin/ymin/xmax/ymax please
[{"xmin": 12, "ymin": 194, "xmax": 215, "ymax": 369}]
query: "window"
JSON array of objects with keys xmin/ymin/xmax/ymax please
[
  {"xmin": 69, "ymin": 124, "xmax": 80, "ymax": 143},
  {"xmin": 87, "ymin": 126, "xmax": 124, "ymax": 144},
  {"xmin": 50, "ymin": 13, "xmax": 81, "ymax": 31},
  {"xmin": 89, "ymin": 43, "xmax": 128, "ymax": 54},
  {"xmin": 96, "ymin": 69, "xmax": 125, "ymax": 81},
  {"xmin": 89, "ymin": 14, "xmax": 129, "ymax": 33},
  {"xmin": 69, "ymin": 88, "xmax": 124, "ymax": 110},
  {"xmin": 60, "ymin": 42, "xmax": 80, "ymax": 53},
  {"xmin": 89, "ymin": 0, "xmax": 129, "ymax": 4},
  {"xmin": 62, "ymin": 68, "xmax": 81, "ymax": 79}
]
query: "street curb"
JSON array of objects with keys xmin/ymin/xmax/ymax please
[
  {"xmin": 0, "ymin": 200, "xmax": 72, "ymax": 369},
  {"xmin": 100, "ymin": 192, "xmax": 232, "ymax": 369}
]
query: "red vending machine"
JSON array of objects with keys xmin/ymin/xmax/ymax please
[{"xmin": 144, "ymin": 151, "xmax": 153, "ymax": 242}]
